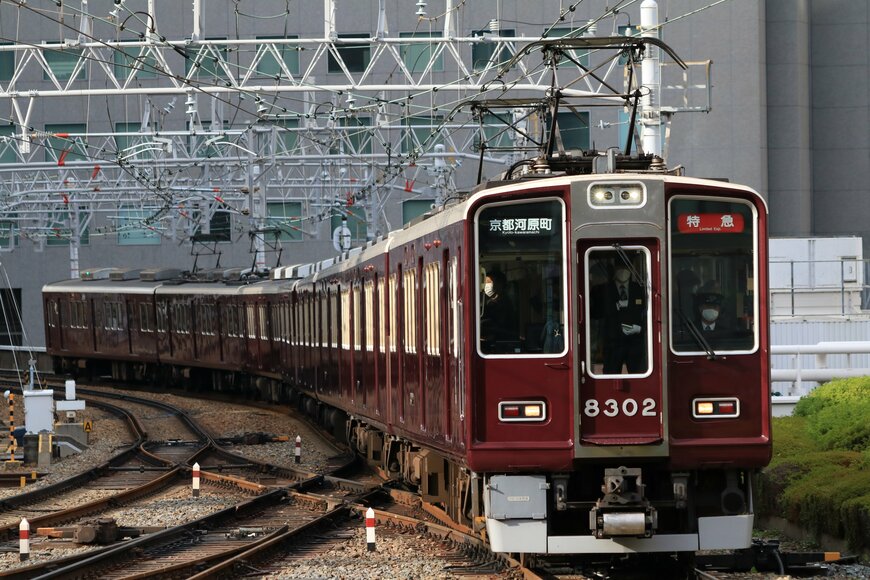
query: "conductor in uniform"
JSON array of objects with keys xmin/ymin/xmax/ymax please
[{"xmin": 593, "ymin": 267, "xmax": 647, "ymax": 374}]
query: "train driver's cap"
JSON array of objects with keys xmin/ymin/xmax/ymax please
[{"xmin": 700, "ymin": 293, "xmax": 723, "ymax": 307}]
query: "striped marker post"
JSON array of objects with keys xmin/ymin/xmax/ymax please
[
  {"xmin": 294, "ymin": 436, "xmax": 301, "ymax": 464},
  {"xmin": 19, "ymin": 518, "xmax": 29, "ymax": 561},
  {"xmin": 365, "ymin": 508, "xmax": 376, "ymax": 551},
  {"xmin": 192, "ymin": 462, "xmax": 201, "ymax": 498}
]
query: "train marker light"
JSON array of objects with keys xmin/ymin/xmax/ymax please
[
  {"xmin": 692, "ymin": 397, "xmax": 740, "ymax": 419},
  {"xmin": 498, "ymin": 401, "xmax": 546, "ymax": 422},
  {"xmin": 589, "ymin": 182, "xmax": 646, "ymax": 208}
]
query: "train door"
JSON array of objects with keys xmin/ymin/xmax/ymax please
[{"xmin": 577, "ymin": 240, "xmax": 663, "ymax": 445}]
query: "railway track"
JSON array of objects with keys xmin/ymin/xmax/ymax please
[{"xmin": 2, "ymin": 377, "xmax": 858, "ymax": 579}]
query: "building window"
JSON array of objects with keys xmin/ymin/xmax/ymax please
[
  {"xmin": 0, "ymin": 43, "xmax": 13, "ymax": 82},
  {"xmin": 0, "ymin": 125, "xmax": 16, "ymax": 164},
  {"xmin": 185, "ymin": 39, "xmax": 229, "ymax": 81},
  {"xmin": 267, "ymin": 201, "xmax": 303, "ymax": 241},
  {"xmin": 274, "ymin": 118, "xmax": 299, "ymax": 152},
  {"xmin": 402, "ymin": 199, "xmax": 434, "ymax": 226},
  {"xmin": 553, "ymin": 111, "xmax": 590, "ymax": 151},
  {"xmin": 0, "ymin": 219, "xmax": 15, "ymax": 250},
  {"xmin": 118, "ymin": 206, "xmax": 161, "ymax": 246},
  {"xmin": 474, "ymin": 112, "xmax": 514, "ymax": 152},
  {"xmin": 114, "ymin": 44, "xmax": 157, "ymax": 79},
  {"xmin": 45, "ymin": 123, "xmax": 88, "ymax": 163},
  {"xmin": 114, "ymin": 122, "xmax": 152, "ymax": 161},
  {"xmin": 256, "ymin": 36, "xmax": 300, "ymax": 77},
  {"xmin": 403, "ymin": 115, "xmax": 444, "ymax": 155},
  {"xmin": 332, "ymin": 116, "xmax": 372, "ymax": 155},
  {"xmin": 545, "ymin": 27, "xmax": 590, "ymax": 69},
  {"xmin": 44, "ymin": 44, "xmax": 86, "ymax": 81},
  {"xmin": 0, "ymin": 289, "xmax": 22, "ymax": 346},
  {"xmin": 328, "ymin": 33, "xmax": 371, "ymax": 73},
  {"xmin": 46, "ymin": 210, "xmax": 90, "ymax": 247},
  {"xmin": 471, "ymin": 29, "xmax": 515, "ymax": 72},
  {"xmin": 400, "ymin": 32, "xmax": 443, "ymax": 73},
  {"xmin": 194, "ymin": 210, "xmax": 232, "ymax": 242}
]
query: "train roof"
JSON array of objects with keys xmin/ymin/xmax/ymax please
[
  {"xmin": 42, "ymin": 278, "xmax": 163, "ymax": 295},
  {"xmin": 154, "ymin": 281, "xmax": 252, "ymax": 296}
]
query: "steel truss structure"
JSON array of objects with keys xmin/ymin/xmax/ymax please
[{"xmin": 0, "ymin": 0, "xmax": 711, "ymax": 269}]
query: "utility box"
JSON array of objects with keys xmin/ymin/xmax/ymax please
[{"xmin": 23, "ymin": 389, "xmax": 55, "ymax": 434}]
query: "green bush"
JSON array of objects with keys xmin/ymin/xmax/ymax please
[
  {"xmin": 793, "ymin": 377, "xmax": 870, "ymax": 451},
  {"xmin": 757, "ymin": 378, "xmax": 870, "ymax": 554}
]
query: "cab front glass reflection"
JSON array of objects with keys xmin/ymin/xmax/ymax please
[
  {"xmin": 476, "ymin": 199, "xmax": 565, "ymax": 356},
  {"xmin": 670, "ymin": 197, "xmax": 756, "ymax": 353}
]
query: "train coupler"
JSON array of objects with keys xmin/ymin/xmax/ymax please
[{"xmin": 589, "ymin": 466, "xmax": 657, "ymax": 539}]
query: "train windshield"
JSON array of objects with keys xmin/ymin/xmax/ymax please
[
  {"xmin": 475, "ymin": 198, "xmax": 566, "ymax": 356},
  {"xmin": 669, "ymin": 196, "xmax": 758, "ymax": 354}
]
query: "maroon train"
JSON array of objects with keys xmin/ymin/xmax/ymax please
[{"xmin": 44, "ymin": 166, "xmax": 771, "ymax": 556}]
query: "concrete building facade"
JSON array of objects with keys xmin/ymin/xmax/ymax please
[{"xmin": 0, "ymin": 1, "xmax": 866, "ymax": 347}]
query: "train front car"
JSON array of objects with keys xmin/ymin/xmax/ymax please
[{"xmin": 469, "ymin": 174, "xmax": 770, "ymax": 555}]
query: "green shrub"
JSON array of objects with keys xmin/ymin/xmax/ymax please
[
  {"xmin": 757, "ymin": 378, "xmax": 870, "ymax": 554},
  {"xmin": 793, "ymin": 377, "xmax": 870, "ymax": 451}
]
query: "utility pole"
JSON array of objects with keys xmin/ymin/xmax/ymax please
[{"xmin": 640, "ymin": 0, "xmax": 662, "ymax": 157}]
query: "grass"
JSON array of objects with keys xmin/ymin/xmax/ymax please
[{"xmin": 757, "ymin": 377, "xmax": 870, "ymax": 553}]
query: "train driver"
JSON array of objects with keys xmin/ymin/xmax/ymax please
[{"xmin": 592, "ymin": 266, "xmax": 647, "ymax": 374}]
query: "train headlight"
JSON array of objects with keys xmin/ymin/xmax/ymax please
[
  {"xmin": 692, "ymin": 397, "xmax": 740, "ymax": 419},
  {"xmin": 588, "ymin": 182, "xmax": 646, "ymax": 208},
  {"xmin": 498, "ymin": 401, "xmax": 547, "ymax": 422}
]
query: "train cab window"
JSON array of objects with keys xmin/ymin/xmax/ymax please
[
  {"xmin": 669, "ymin": 197, "xmax": 757, "ymax": 354},
  {"xmin": 475, "ymin": 198, "xmax": 566, "ymax": 356},
  {"xmin": 585, "ymin": 247, "xmax": 652, "ymax": 377}
]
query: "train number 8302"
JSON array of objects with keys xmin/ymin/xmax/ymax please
[{"xmin": 583, "ymin": 398, "xmax": 657, "ymax": 418}]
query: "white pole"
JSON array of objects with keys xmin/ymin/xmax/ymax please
[
  {"xmin": 192, "ymin": 462, "xmax": 201, "ymax": 498},
  {"xmin": 19, "ymin": 518, "xmax": 29, "ymax": 561},
  {"xmin": 324, "ymin": 0, "xmax": 337, "ymax": 41},
  {"xmin": 640, "ymin": 0, "xmax": 661, "ymax": 157},
  {"xmin": 192, "ymin": 0, "xmax": 203, "ymax": 41}
]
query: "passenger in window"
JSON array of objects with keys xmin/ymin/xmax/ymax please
[
  {"xmin": 480, "ymin": 269, "xmax": 516, "ymax": 352},
  {"xmin": 592, "ymin": 267, "xmax": 646, "ymax": 373}
]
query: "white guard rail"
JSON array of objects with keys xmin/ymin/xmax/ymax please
[{"xmin": 771, "ymin": 341, "xmax": 870, "ymax": 416}]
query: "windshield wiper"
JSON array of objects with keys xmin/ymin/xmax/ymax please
[
  {"xmin": 612, "ymin": 243, "xmax": 650, "ymax": 299},
  {"xmin": 677, "ymin": 309, "xmax": 720, "ymax": 360}
]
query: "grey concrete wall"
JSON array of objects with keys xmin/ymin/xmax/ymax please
[{"xmin": 0, "ymin": 0, "xmax": 837, "ymax": 348}]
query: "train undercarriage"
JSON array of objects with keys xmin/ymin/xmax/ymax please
[{"xmin": 57, "ymin": 355, "xmax": 756, "ymax": 557}]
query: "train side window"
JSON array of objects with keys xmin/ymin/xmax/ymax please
[
  {"xmin": 341, "ymin": 289, "xmax": 351, "ymax": 350},
  {"xmin": 425, "ymin": 262, "xmax": 441, "ymax": 355},
  {"xmin": 404, "ymin": 269, "xmax": 417, "ymax": 354},
  {"xmin": 364, "ymin": 281, "xmax": 374, "ymax": 352},
  {"xmin": 389, "ymin": 274, "xmax": 397, "ymax": 353},
  {"xmin": 139, "ymin": 303, "xmax": 151, "ymax": 332},
  {"xmin": 156, "ymin": 302, "xmax": 167, "ymax": 333},
  {"xmin": 378, "ymin": 278, "xmax": 386, "ymax": 354}
]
